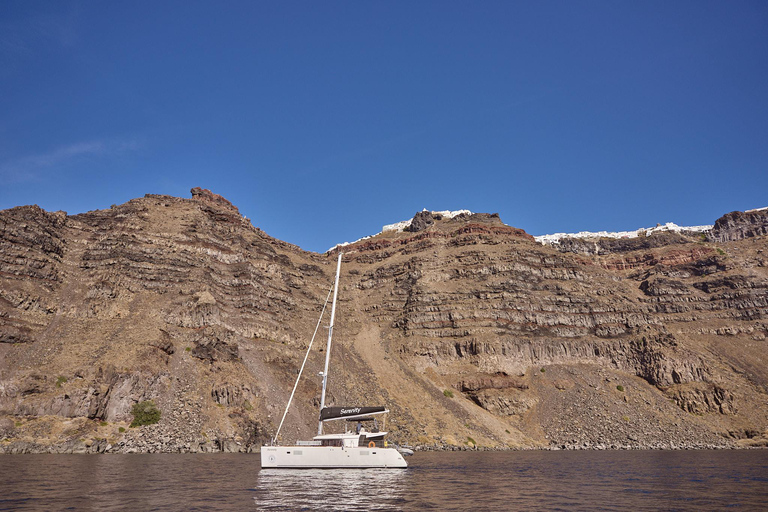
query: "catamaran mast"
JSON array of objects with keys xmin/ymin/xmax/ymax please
[{"xmin": 318, "ymin": 252, "xmax": 342, "ymax": 435}]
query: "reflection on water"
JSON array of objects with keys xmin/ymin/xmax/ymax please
[
  {"xmin": 0, "ymin": 451, "xmax": 766, "ymax": 511},
  {"xmin": 255, "ymin": 468, "xmax": 407, "ymax": 510},
  {"xmin": 253, "ymin": 451, "xmax": 768, "ymax": 512}
]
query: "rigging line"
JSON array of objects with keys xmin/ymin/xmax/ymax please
[{"xmin": 272, "ymin": 284, "xmax": 334, "ymax": 444}]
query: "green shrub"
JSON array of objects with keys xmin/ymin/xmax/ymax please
[
  {"xmin": 118, "ymin": 427, "xmax": 126, "ymax": 433},
  {"xmin": 130, "ymin": 400, "xmax": 161, "ymax": 427},
  {"xmin": 55, "ymin": 376, "xmax": 67, "ymax": 388},
  {"xmin": 99, "ymin": 421, "xmax": 108, "ymax": 427},
  {"xmin": 443, "ymin": 389, "xmax": 454, "ymax": 398},
  {"xmin": 616, "ymin": 385, "xmax": 624, "ymax": 392},
  {"xmin": 466, "ymin": 436, "xmax": 476, "ymax": 446},
  {"xmin": 540, "ymin": 368, "xmax": 546, "ymax": 373}
]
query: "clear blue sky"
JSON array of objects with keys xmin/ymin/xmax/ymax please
[{"xmin": 2, "ymin": 1, "xmax": 766, "ymax": 252}]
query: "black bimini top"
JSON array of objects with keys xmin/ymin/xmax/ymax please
[{"xmin": 320, "ymin": 406, "xmax": 388, "ymax": 422}]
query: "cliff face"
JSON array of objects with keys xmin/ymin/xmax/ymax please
[
  {"xmin": 0, "ymin": 192, "xmax": 331, "ymax": 453},
  {"xmin": 0, "ymin": 191, "xmax": 766, "ymax": 453},
  {"xmin": 708, "ymin": 208, "xmax": 768, "ymax": 242}
]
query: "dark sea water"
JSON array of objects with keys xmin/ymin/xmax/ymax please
[{"xmin": 1, "ymin": 450, "xmax": 766, "ymax": 511}]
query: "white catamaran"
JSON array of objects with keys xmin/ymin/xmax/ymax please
[{"xmin": 261, "ymin": 253, "xmax": 409, "ymax": 468}]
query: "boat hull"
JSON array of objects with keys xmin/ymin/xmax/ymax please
[{"xmin": 261, "ymin": 445, "xmax": 407, "ymax": 468}]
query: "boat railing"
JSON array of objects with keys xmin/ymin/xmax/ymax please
[
  {"xmin": 296, "ymin": 440, "xmax": 322, "ymax": 446},
  {"xmin": 361, "ymin": 440, "xmax": 391, "ymax": 449},
  {"xmin": 365, "ymin": 440, "xmax": 414, "ymax": 455}
]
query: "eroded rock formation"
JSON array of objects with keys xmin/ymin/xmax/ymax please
[
  {"xmin": 0, "ymin": 191, "xmax": 766, "ymax": 453},
  {"xmin": 709, "ymin": 208, "xmax": 768, "ymax": 242}
]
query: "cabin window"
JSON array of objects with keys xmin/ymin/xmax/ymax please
[{"xmin": 321, "ymin": 439, "xmax": 342, "ymax": 447}]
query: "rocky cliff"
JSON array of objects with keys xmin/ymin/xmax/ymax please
[
  {"xmin": 708, "ymin": 208, "xmax": 768, "ymax": 243},
  {"xmin": 1, "ymin": 190, "xmax": 766, "ymax": 453}
]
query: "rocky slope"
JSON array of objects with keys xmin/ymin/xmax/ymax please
[{"xmin": 1, "ymin": 190, "xmax": 766, "ymax": 453}]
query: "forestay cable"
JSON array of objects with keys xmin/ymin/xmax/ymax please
[{"xmin": 272, "ymin": 285, "xmax": 334, "ymax": 443}]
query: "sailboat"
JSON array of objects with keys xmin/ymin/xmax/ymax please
[{"xmin": 261, "ymin": 253, "xmax": 408, "ymax": 468}]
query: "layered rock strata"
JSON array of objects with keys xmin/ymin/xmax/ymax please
[
  {"xmin": 708, "ymin": 208, "xmax": 768, "ymax": 243},
  {"xmin": 1, "ymin": 194, "xmax": 766, "ymax": 453}
]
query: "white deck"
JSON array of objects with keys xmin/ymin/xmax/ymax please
[{"xmin": 260, "ymin": 445, "xmax": 407, "ymax": 468}]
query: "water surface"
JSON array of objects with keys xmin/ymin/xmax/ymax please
[{"xmin": 1, "ymin": 450, "xmax": 766, "ymax": 511}]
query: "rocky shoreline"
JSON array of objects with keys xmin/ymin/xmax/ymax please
[
  {"xmin": 3, "ymin": 440, "xmax": 762, "ymax": 455},
  {"xmin": 4, "ymin": 417, "xmax": 764, "ymax": 455},
  {"xmin": 0, "ymin": 439, "xmax": 258, "ymax": 455}
]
